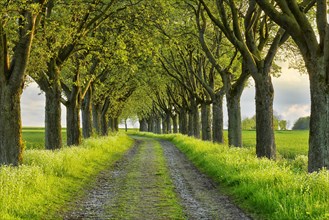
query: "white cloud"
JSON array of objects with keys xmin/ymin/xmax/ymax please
[
  {"xmin": 21, "ymin": 82, "xmax": 66, "ymax": 127},
  {"xmin": 279, "ymin": 104, "xmax": 310, "ymax": 123}
]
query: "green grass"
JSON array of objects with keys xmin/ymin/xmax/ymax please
[
  {"xmin": 132, "ymin": 132, "xmax": 329, "ymax": 220},
  {"xmin": 22, "ymin": 127, "xmax": 67, "ymax": 150},
  {"xmin": 233, "ymin": 130, "xmax": 309, "ymax": 159},
  {"xmin": 0, "ymin": 133, "xmax": 133, "ymax": 220},
  {"xmin": 22, "ymin": 128, "xmax": 309, "ymax": 158},
  {"xmin": 105, "ymin": 136, "xmax": 185, "ymax": 219}
]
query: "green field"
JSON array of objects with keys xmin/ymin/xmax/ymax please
[
  {"xmin": 22, "ymin": 127, "xmax": 66, "ymax": 150},
  {"xmin": 240, "ymin": 130, "xmax": 309, "ymax": 159},
  {"xmin": 23, "ymin": 128, "xmax": 308, "ymax": 160}
]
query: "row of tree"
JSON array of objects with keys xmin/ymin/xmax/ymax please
[
  {"xmin": 123, "ymin": 0, "xmax": 328, "ymax": 173},
  {"xmin": 1, "ymin": 0, "xmax": 328, "ymax": 173},
  {"xmin": 0, "ymin": 0, "xmax": 167, "ymax": 165}
]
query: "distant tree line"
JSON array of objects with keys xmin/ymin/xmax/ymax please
[
  {"xmin": 292, "ymin": 117, "xmax": 310, "ymax": 130},
  {"xmin": 242, "ymin": 116, "xmax": 287, "ymax": 131}
]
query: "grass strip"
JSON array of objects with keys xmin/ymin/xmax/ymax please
[
  {"xmin": 0, "ymin": 133, "xmax": 133, "ymax": 220},
  {"xmin": 105, "ymin": 136, "xmax": 185, "ymax": 219},
  {"xmin": 132, "ymin": 132, "xmax": 329, "ymax": 220}
]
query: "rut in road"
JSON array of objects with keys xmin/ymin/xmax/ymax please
[{"xmin": 63, "ymin": 136, "xmax": 251, "ymax": 220}]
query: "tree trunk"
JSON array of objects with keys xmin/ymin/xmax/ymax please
[
  {"xmin": 147, "ymin": 116, "xmax": 154, "ymax": 132},
  {"xmin": 192, "ymin": 101, "xmax": 200, "ymax": 138},
  {"xmin": 114, "ymin": 117, "xmax": 119, "ymax": 132},
  {"xmin": 124, "ymin": 119, "xmax": 128, "ymax": 132},
  {"xmin": 226, "ymin": 93, "xmax": 242, "ymax": 147},
  {"xmin": 212, "ymin": 94, "xmax": 224, "ymax": 143},
  {"xmin": 308, "ymin": 64, "xmax": 329, "ymax": 172},
  {"xmin": 108, "ymin": 117, "xmax": 114, "ymax": 132},
  {"xmin": 179, "ymin": 108, "xmax": 188, "ymax": 135},
  {"xmin": 0, "ymin": 90, "xmax": 23, "ymax": 165},
  {"xmin": 201, "ymin": 102, "xmax": 212, "ymax": 141},
  {"xmin": 172, "ymin": 114, "xmax": 178, "ymax": 133},
  {"xmin": 92, "ymin": 104, "xmax": 101, "ymax": 135},
  {"xmin": 139, "ymin": 118, "xmax": 148, "ymax": 132},
  {"xmin": 255, "ymin": 76, "xmax": 276, "ymax": 159},
  {"xmin": 155, "ymin": 116, "xmax": 162, "ymax": 134},
  {"xmin": 166, "ymin": 112, "xmax": 172, "ymax": 133},
  {"xmin": 100, "ymin": 99, "xmax": 110, "ymax": 136},
  {"xmin": 81, "ymin": 87, "xmax": 93, "ymax": 138},
  {"xmin": 188, "ymin": 111, "xmax": 194, "ymax": 136},
  {"xmin": 100, "ymin": 113, "xmax": 108, "ymax": 136},
  {"xmin": 162, "ymin": 115, "xmax": 167, "ymax": 134},
  {"xmin": 66, "ymin": 101, "xmax": 81, "ymax": 146},
  {"xmin": 45, "ymin": 83, "xmax": 62, "ymax": 150}
]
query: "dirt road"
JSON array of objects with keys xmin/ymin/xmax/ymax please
[{"xmin": 63, "ymin": 136, "xmax": 251, "ymax": 219}]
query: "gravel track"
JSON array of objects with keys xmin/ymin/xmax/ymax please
[
  {"xmin": 160, "ymin": 139, "xmax": 251, "ymax": 220},
  {"xmin": 62, "ymin": 136, "xmax": 251, "ymax": 220}
]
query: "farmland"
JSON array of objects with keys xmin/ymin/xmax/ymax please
[
  {"xmin": 240, "ymin": 130, "xmax": 309, "ymax": 159},
  {"xmin": 23, "ymin": 128, "xmax": 309, "ymax": 159}
]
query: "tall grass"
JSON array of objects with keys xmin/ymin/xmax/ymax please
[
  {"xmin": 134, "ymin": 132, "xmax": 329, "ymax": 219},
  {"xmin": 0, "ymin": 133, "xmax": 133, "ymax": 220}
]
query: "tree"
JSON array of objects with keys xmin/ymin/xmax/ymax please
[
  {"xmin": 242, "ymin": 116, "xmax": 256, "ymax": 130},
  {"xmin": 292, "ymin": 117, "xmax": 310, "ymax": 130},
  {"xmin": 254, "ymin": 0, "xmax": 329, "ymax": 171},
  {"xmin": 242, "ymin": 115, "xmax": 286, "ymax": 130},
  {"xmin": 0, "ymin": 1, "xmax": 46, "ymax": 165},
  {"xmin": 278, "ymin": 120, "xmax": 287, "ymax": 130}
]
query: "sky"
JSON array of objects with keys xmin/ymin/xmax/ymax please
[{"xmin": 21, "ymin": 62, "xmax": 310, "ymax": 129}]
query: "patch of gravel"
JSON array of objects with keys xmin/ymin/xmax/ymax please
[{"xmin": 159, "ymin": 139, "xmax": 252, "ymax": 220}]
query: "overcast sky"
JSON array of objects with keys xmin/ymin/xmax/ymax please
[{"xmin": 21, "ymin": 62, "xmax": 310, "ymax": 129}]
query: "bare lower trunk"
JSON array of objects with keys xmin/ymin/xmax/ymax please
[
  {"xmin": 255, "ymin": 76, "xmax": 276, "ymax": 159},
  {"xmin": 0, "ymin": 90, "xmax": 23, "ymax": 165},
  {"xmin": 227, "ymin": 95, "xmax": 242, "ymax": 147},
  {"xmin": 192, "ymin": 102, "xmax": 200, "ymax": 138},
  {"xmin": 166, "ymin": 112, "xmax": 172, "ymax": 133},
  {"xmin": 162, "ymin": 115, "xmax": 167, "ymax": 134},
  {"xmin": 188, "ymin": 111, "xmax": 194, "ymax": 136},
  {"xmin": 155, "ymin": 116, "xmax": 161, "ymax": 134},
  {"xmin": 139, "ymin": 118, "xmax": 148, "ymax": 132},
  {"xmin": 201, "ymin": 102, "xmax": 211, "ymax": 141},
  {"xmin": 108, "ymin": 118, "xmax": 114, "ymax": 132},
  {"xmin": 212, "ymin": 94, "xmax": 224, "ymax": 143},
  {"xmin": 179, "ymin": 108, "xmax": 188, "ymax": 135},
  {"xmin": 100, "ymin": 115, "xmax": 108, "ymax": 136},
  {"xmin": 82, "ymin": 88, "xmax": 93, "ymax": 138},
  {"xmin": 308, "ymin": 68, "xmax": 329, "ymax": 172},
  {"xmin": 66, "ymin": 103, "xmax": 81, "ymax": 146},
  {"xmin": 172, "ymin": 114, "xmax": 178, "ymax": 133},
  {"xmin": 92, "ymin": 104, "xmax": 101, "ymax": 135},
  {"xmin": 45, "ymin": 87, "xmax": 62, "ymax": 150},
  {"xmin": 114, "ymin": 117, "xmax": 119, "ymax": 132},
  {"xmin": 147, "ymin": 116, "xmax": 154, "ymax": 132}
]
